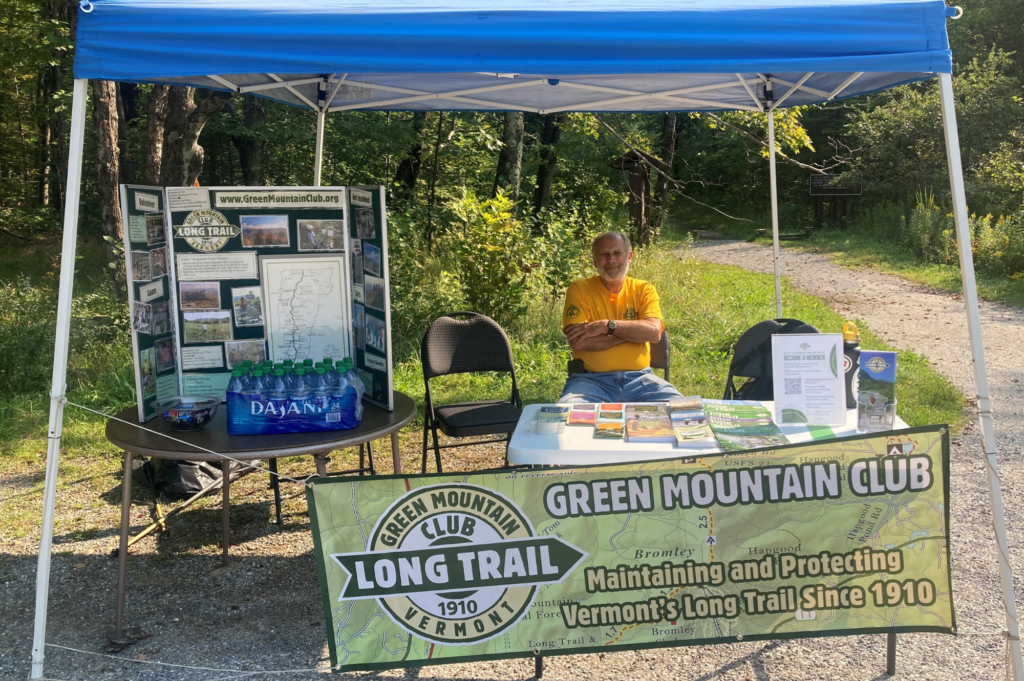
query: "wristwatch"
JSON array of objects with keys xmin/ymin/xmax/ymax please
[{"xmin": 607, "ymin": 320, "xmax": 617, "ymax": 336}]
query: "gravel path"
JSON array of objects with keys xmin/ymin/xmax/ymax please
[{"xmin": 2, "ymin": 239, "xmax": 1023, "ymax": 681}]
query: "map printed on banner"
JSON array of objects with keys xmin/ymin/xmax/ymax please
[{"xmin": 309, "ymin": 426, "xmax": 953, "ymax": 672}]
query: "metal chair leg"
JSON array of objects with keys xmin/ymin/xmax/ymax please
[
  {"xmin": 366, "ymin": 441, "xmax": 377, "ymax": 475},
  {"xmin": 431, "ymin": 422, "xmax": 444, "ymax": 474},
  {"xmin": 421, "ymin": 417, "xmax": 430, "ymax": 474},
  {"xmin": 359, "ymin": 444, "xmax": 365, "ymax": 474}
]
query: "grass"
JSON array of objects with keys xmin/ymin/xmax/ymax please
[
  {"xmin": 680, "ymin": 201, "xmax": 1024, "ymax": 308},
  {"xmin": 1, "ymin": 232, "xmax": 968, "ymax": 539}
]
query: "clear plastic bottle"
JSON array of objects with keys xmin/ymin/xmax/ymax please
[
  {"xmin": 341, "ymin": 358, "xmax": 363, "ymax": 420},
  {"xmin": 323, "ymin": 358, "xmax": 338, "ymax": 388},
  {"xmin": 247, "ymin": 369, "xmax": 266, "ymax": 400},
  {"xmin": 227, "ymin": 369, "xmax": 245, "ymax": 394},
  {"xmin": 282, "ymin": 364, "xmax": 295, "ymax": 390},
  {"xmin": 268, "ymin": 368, "xmax": 288, "ymax": 410},
  {"xmin": 312, "ymin": 367, "xmax": 331, "ymax": 410},
  {"xmin": 289, "ymin": 366, "xmax": 310, "ymax": 402}
]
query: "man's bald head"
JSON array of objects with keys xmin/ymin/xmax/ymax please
[{"xmin": 591, "ymin": 231, "xmax": 633, "ymax": 288}]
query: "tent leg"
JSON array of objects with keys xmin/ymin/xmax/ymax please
[
  {"xmin": 31, "ymin": 78, "xmax": 89, "ymax": 681},
  {"xmin": 938, "ymin": 71, "xmax": 1023, "ymax": 681},
  {"xmin": 766, "ymin": 108, "xmax": 783, "ymax": 318},
  {"xmin": 313, "ymin": 109, "xmax": 326, "ymax": 187}
]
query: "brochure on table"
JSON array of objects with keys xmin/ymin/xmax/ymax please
[
  {"xmin": 119, "ymin": 185, "xmax": 180, "ymax": 421},
  {"xmin": 153, "ymin": 185, "xmax": 394, "ymax": 410},
  {"xmin": 347, "ymin": 187, "xmax": 394, "ymax": 410},
  {"xmin": 771, "ymin": 333, "xmax": 845, "ymax": 426}
]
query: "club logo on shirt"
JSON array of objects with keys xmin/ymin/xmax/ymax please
[
  {"xmin": 623, "ymin": 308, "xmax": 638, "ymax": 320},
  {"xmin": 566, "ymin": 305, "xmax": 581, "ymax": 319}
]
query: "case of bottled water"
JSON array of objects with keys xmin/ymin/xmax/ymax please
[{"xmin": 226, "ymin": 357, "xmax": 363, "ymax": 435}]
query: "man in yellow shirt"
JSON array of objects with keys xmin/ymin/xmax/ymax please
[{"xmin": 560, "ymin": 231, "xmax": 683, "ymax": 404}]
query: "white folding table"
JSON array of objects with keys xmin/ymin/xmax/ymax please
[{"xmin": 507, "ymin": 401, "xmax": 908, "ymax": 466}]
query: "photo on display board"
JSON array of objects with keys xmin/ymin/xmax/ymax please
[
  {"xmin": 155, "ymin": 337, "xmax": 176, "ymax": 373},
  {"xmin": 146, "ymin": 213, "xmax": 166, "ymax": 246},
  {"xmin": 363, "ymin": 242, "xmax": 381, "ymax": 277},
  {"xmin": 297, "ymin": 219, "xmax": 345, "ymax": 252},
  {"xmin": 151, "ymin": 300, "xmax": 170, "ymax": 335},
  {"xmin": 241, "ymin": 215, "xmax": 290, "ymax": 248},
  {"xmin": 224, "ymin": 339, "xmax": 266, "ymax": 366},
  {"xmin": 353, "ymin": 283, "xmax": 364, "ymax": 304},
  {"xmin": 132, "ymin": 301, "xmax": 152, "ymax": 334},
  {"xmin": 364, "ymin": 314, "xmax": 387, "ymax": 355},
  {"xmin": 355, "ymin": 207, "xmax": 376, "ymax": 239},
  {"xmin": 364, "ymin": 274, "xmax": 386, "ymax": 311},
  {"xmin": 149, "ymin": 247, "xmax": 168, "ymax": 279},
  {"xmin": 139, "ymin": 347, "xmax": 157, "ymax": 398},
  {"xmin": 179, "ymin": 281, "xmax": 221, "ymax": 309},
  {"xmin": 131, "ymin": 251, "xmax": 151, "ymax": 282},
  {"xmin": 350, "ymin": 239, "xmax": 364, "ymax": 285},
  {"xmin": 352, "ymin": 303, "xmax": 365, "ymax": 350},
  {"xmin": 182, "ymin": 309, "xmax": 233, "ymax": 343},
  {"xmin": 230, "ymin": 285, "xmax": 264, "ymax": 327}
]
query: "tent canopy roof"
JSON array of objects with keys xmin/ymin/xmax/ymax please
[{"xmin": 74, "ymin": 0, "xmax": 954, "ymax": 112}]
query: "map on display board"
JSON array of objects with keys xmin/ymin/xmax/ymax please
[
  {"xmin": 165, "ymin": 186, "xmax": 355, "ymax": 402},
  {"xmin": 119, "ymin": 184, "xmax": 180, "ymax": 421}
]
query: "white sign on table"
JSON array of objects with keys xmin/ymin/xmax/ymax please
[{"xmin": 771, "ymin": 333, "xmax": 845, "ymax": 426}]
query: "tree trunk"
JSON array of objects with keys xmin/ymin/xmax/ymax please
[
  {"xmin": 117, "ymin": 83, "xmax": 141, "ymax": 184},
  {"xmin": 532, "ymin": 114, "xmax": 563, "ymax": 223},
  {"xmin": 36, "ymin": 65, "xmax": 54, "ymax": 206},
  {"xmin": 653, "ymin": 113, "xmax": 677, "ymax": 229},
  {"xmin": 393, "ymin": 112, "xmax": 427, "ymax": 202},
  {"xmin": 492, "ymin": 112, "xmax": 524, "ymax": 202},
  {"xmin": 160, "ymin": 86, "xmax": 233, "ymax": 186},
  {"xmin": 230, "ymin": 94, "xmax": 266, "ymax": 186},
  {"xmin": 145, "ymin": 85, "xmax": 169, "ymax": 185},
  {"xmin": 91, "ymin": 80, "xmax": 127, "ymax": 300}
]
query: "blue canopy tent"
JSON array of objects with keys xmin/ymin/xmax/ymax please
[{"xmin": 34, "ymin": 0, "xmax": 1019, "ymax": 678}]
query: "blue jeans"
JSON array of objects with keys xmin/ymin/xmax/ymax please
[{"xmin": 559, "ymin": 368, "xmax": 683, "ymax": 404}]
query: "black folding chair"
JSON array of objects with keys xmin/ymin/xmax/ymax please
[
  {"xmin": 650, "ymin": 330, "xmax": 671, "ymax": 382},
  {"xmin": 421, "ymin": 312, "xmax": 523, "ymax": 474},
  {"xmin": 723, "ymin": 318, "xmax": 819, "ymax": 401}
]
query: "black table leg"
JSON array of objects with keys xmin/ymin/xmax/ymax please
[
  {"xmin": 535, "ymin": 655, "xmax": 543, "ymax": 679},
  {"xmin": 221, "ymin": 461, "xmax": 231, "ymax": 567},
  {"xmin": 268, "ymin": 458, "xmax": 282, "ymax": 525},
  {"xmin": 114, "ymin": 450, "xmax": 133, "ymax": 639},
  {"xmin": 886, "ymin": 632, "xmax": 896, "ymax": 675}
]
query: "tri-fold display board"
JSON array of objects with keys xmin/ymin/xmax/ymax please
[{"xmin": 120, "ymin": 185, "xmax": 394, "ymax": 422}]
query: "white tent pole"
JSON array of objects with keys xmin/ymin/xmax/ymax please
[
  {"xmin": 766, "ymin": 105, "xmax": 783, "ymax": 318},
  {"xmin": 31, "ymin": 78, "xmax": 89, "ymax": 681},
  {"xmin": 313, "ymin": 109, "xmax": 326, "ymax": 187},
  {"xmin": 938, "ymin": 71, "xmax": 1023, "ymax": 681}
]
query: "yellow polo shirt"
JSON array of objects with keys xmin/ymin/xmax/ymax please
[{"xmin": 562, "ymin": 276, "xmax": 663, "ymax": 373}]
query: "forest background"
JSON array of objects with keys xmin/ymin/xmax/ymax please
[{"xmin": 0, "ymin": 0, "xmax": 1021, "ymax": 427}]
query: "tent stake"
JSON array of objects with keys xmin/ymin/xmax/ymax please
[
  {"xmin": 939, "ymin": 71, "xmax": 1023, "ymax": 681},
  {"xmin": 766, "ymin": 105, "xmax": 783, "ymax": 318},
  {"xmin": 31, "ymin": 78, "xmax": 89, "ymax": 681}
]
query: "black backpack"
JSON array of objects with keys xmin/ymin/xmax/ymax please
[{"xmin": 723, "ymin": 318, "xmax": 819, "ymax": 401}]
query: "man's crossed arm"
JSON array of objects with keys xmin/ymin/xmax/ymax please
[{"xmin": 564, "ymin": 318, "xmax": 663, "ymax": 353}]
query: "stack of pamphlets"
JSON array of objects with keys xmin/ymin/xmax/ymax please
[
  {"xmin": 624, "ymin": 404, "xmax": 675, "ymax": 443},
  {"xmin": 531, "ymin": 405, "xmax": 569, "ymax": 435},
  {"xmin": 594, "ymin": 404, "xmax": 625, "ymax": 439},
  {"xmin": 567, "ymin": 404, "xmax": 598, "ymax": 425},
  {"xmin": 667, "ymin": 396, "xmax": 716, "ymax": 449},
  {"xmin": 702, "ymin": 399, "xmax": 791, "ymax": 452}
]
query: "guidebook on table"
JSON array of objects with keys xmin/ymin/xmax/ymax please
[{"xmin": 702, "ymin": 398, "xmax": 791, "ymax": 452}]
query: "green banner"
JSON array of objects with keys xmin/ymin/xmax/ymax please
[{"xmin": 308, "ymin": 426, "xmax": 953, "ymax": 672}]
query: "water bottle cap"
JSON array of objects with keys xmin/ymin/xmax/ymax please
[
  {"xmin": 284, "ymin": 366, "xmax": 294, "ymax": 373},
  {"xmin": 317, "ymin": 367, "xmax": 327, "ymax": 374},
  {"xmin": 314, "ymin": 362, "xmax": 323, "ymax": 369},
  {"xmin": 294, "ymin": 367, "xmax": 305, "ymax": 376},
  {"xmin": 343, "ymin": 356, "xmax": 353, "ymax": 364},
  {"xmin": 283, "ymin": 359, "xmax": 294, "ymax": 366},
  {"xmin": 231, "ymin": 369, "xmax": 242, "ymax": 377},
  {"xmin": 274, "ymin": 369, "xmax": 284, "ymax": 376},
  {"xmin": 253, "ymin": 369, "xmax": 264, "ymax": 377},
  {"xmin": 303, "ymin": 358, "xmax": 314, "ymax": 365},
  {"xmin": 843, "ymin": 321, "xmax": 860, "ymax": 342},
  {"xmin": 323, "ymin": 357, "xmax": 333, "ymax": 365}
]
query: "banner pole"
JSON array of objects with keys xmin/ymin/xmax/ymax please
[
  {"xmin": 938, "ymin": 71, "xmax": 1023, "ymax": 681},
  {"xmin": 31, "ymin": 77, "xmax": 89, "ymax": 680},
  {"xmin": 313, "ymin": 109, "xmax": 326, "ymax": 187},
  {"xmin": 766, "ymin": 100, "xmax": 783, "ymax": 318}
]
